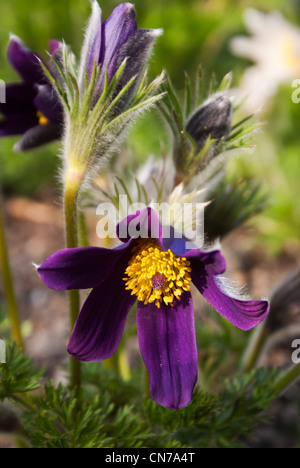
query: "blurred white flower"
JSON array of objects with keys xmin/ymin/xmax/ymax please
[
  {"xmin": 157, "ymin": 183, "xmax": 208, "ymax": 248},
  {"xmin": 230, "ymin": 8, "xmax": 300, "ymax": 112}
]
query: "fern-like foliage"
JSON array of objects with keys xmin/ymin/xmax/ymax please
[{"xmin": 0, "ymin": 341, "xmax": 280, "ymax": 448}]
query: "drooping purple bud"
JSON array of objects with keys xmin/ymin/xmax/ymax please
[{"xmin": 0, "ymin": 35, "xmax": 64, "ymax": 152}]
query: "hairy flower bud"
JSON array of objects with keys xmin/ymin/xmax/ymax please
[
  {"xmin": 172, "ymin": 92, "xmax": 232, "ymax": 183},
  {"xmin": 185, "ymin": 93, "xmax": 232, "ymax": 152},
  {"xmin": 44, "ymin": 1, "xmax": 164, "ymax": 194}
]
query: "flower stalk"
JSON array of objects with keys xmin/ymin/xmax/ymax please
[
  {"xmin": 64, "ymin": 175, "xmax": 82, "ymax": 393},
  {"xmin": 240, "ymin": 322, "xmax": 269, "ymax": 372},
  {"xmin": 274, "ymin": 362, "xmax": 300, "ymax": 395},
  {"xmin": 0, "ymin": 196, "xmax": 23, "ymax": 348},
  {"xmin": 241, "ymin": 266, "xmax": 300, "ymax": 373}
]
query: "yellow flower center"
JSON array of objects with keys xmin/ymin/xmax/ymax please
[
  {"xmin": 281, "ymin": 36, "xmax": 300, "ymax": 71},
  {"xmin": 123, "ymin": 239, "xmax": 192, "ymax": 308},
  {"xmin": 37, "ymin": 111, "xmax": 49, "ymax": 126}
]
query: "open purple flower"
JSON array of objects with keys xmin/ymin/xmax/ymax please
[
  {"xmin": 38, "ymin": 207, "xmax": 269, "ymax": 410},
  {"xmin": 0, "ymin": 36, "xmax": 63, "ymax": 152}
]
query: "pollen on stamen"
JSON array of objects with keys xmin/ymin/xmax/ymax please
[
  {"xmin": 37, "ymin": 111, "xmax": 49, "ymax": 126},
  {"xmin": 123, "ymin": 239, "xmax": 192, "ymax": 309}
]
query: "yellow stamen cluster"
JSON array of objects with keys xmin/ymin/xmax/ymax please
[
  {"xmin": 37, "ymin": 111, "xmax": 49, "ymax": 126},
  {"xmin": 124, "ymin": 240, "xmax": 192, "ymax": 308}
]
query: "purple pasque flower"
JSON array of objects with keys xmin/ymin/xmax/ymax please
[
  {"xmin": 38, "ymin": 207, "xmax": 269, "ymax": 410},
  {"xmin": 78, "ymin": 1, "xmax": 162, "ymax": 107},
  {"xmin": 0, "ymin": 36, "xmax": 63, "ymax": 152}
]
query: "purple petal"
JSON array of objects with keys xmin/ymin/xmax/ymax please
[
  {"xmin": 113, "ymin": 27, "xmax": 162, "ymax": 87},
  {"xmin": 38, "ymin": 242, "xmax": 133, "ymax": 291},
  {"xmin": 137, "ymin": 292, "xmax": 198, "ymax": 409},
  {"xmin": 100, "ymin": 3, "xmax": 137, "ymax": 81},
  {"xmin": 161, "ymin": 227, "xmax": 190, "ymax": 256},
  {"xmin": 97, "ymin": 27, "xmax": 162, "ymax": 109},
  {"xmin": 117, "ymin": 207, "xmax": 192, "ymax": 254},
  {"xmin": 0, "ymin": 112, "xmax": 38, "ymax": 137},
  {"xmin": 186, "ymin": 248, "xmax": 227, "ymax": 275},
  {"xmin": 117, "ymin": 207, "xmax": 162, "ymax": 244},
  {"xmin": 33, "ymin": 85, "xmax": 63, "ymax": 121},
  {"xmin": 160, "ymin": 226, "xmax": 225, "ymax": 262},
  {"xmin": 116, "ymin": 207, "xmax": 225, "ymax": 271},
  {"xmin": 13, "ymin": 121, "xmax": 62, "ymax": 152},
  {"xmin": 7, "ymin": 36, "xmax": 44, "ymax": 84},
  {"xmin": 48, "ymin": 39, "xmax": 61, "ymax": 56},
  {"xmin": 78, "ymin": 0, "xmax": 102, "ymax": 90},
  {"xmin": 67, "ymin": 259, "xmax": 136, "ymax": 361},
  {"xmin": 0, "ymin": 83, "xmax": 36, "ymax": 116},
  {"xmin": 191, "ymin": 257, "xmax": 269, "ymax": 331}
]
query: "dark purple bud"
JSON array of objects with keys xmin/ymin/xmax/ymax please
[
  {"xmin": 108, "ymin": 28, "xmax": 162, "ymax": 112},
  {"xmin": 185, "ymin": 93, "xmax": 232, "ymax": 151},
  {"xmin": 173, "ymin": 93, "xmax": 233, "ymax": 181}
]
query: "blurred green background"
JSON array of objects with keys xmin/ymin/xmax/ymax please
[{"xmin": 0, "ymin": 0, "xmax": 300, "ymax": 252}]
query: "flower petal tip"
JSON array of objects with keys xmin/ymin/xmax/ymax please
[
  {"xmin": 90, "ymin": 0, "xmax": 101, "ymax": 11},
  {"xmin": 151, "ymin": 28, "xmax": 164, "ymax": 38},
  {"xmin": 120, "ymin": 3, "xmax": 136, "ymax": 11},
  {"xmin": 89, "ymin": 0, "xmax": 102, "ymax": 21},
  {"xmin": 13, "ymin": 141, "xmax": 22, "ymax": 153},
  {"xmin": 153, "ymin": 395, "xmax": 193, "ymax": 411},
  {"xmin": 8, "ymin": 33, "xmax": 22, "ymax": 45},
  {"xmin": 237, "ymin": 298, "xmax": 270, "ymax": 331}
]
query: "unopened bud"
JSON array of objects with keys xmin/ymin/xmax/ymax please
[
  {"xmin": 173, "ymin": 93, "xmax": 233, "ymax": 182},
  {"xmin": 185, "ymin": 93, "xmax": 232, "ymax": 151}
]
